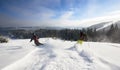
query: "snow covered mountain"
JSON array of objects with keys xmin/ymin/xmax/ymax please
[
  {"xmin": 88, "ymin": 20, "xmax": 120, "ymax": 31},
  {"xmin": 0, "ymin": 38, "xmax": 120, "ymax": 70}
]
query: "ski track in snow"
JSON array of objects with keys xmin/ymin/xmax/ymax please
[{"xmin": 1, "ymin": 38, "xmax": 120, "ymax": 70}]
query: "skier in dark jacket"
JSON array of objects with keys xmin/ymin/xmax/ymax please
[
  {"xmin": 30, "ymin": 33, "xmax": 42, "ymax": 46},
  {"xmin": 80, "ymin": 31, "xmax": 87, "ymax": 41}
]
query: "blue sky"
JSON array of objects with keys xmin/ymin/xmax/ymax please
[{"xmin": 1, "ymin": 0, "xmax": 120, "ymax": 27}]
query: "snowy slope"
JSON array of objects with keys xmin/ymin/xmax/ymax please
[
  {"xmin": 0, "ymin": 38, "xmax": 120, "ymax": 70},
  {"xmin": 96, "ymin": 22, "xmax": 113, "ymax": 31},
  {"xmin": 88, "ymin": 21, "xmax": 120, "ymax": 31},
  {"xmin": 0, "ymin": 39, "xmax": 35, "ymax": 69}
]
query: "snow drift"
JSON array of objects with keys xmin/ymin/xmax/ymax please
[{"xmin": 0, "ymin": 38, "xmax": 120, "ymax": 70}]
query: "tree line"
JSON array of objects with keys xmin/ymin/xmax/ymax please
[{"xmin": 1, "ymin": 24, "xmax": 120, "ymax": 43}]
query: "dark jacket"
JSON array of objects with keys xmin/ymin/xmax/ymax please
[
  {"xmin": 30, "ymin": 35, "xmax": 40, "ymax": 46},
  {"xmin": 80, "ymin": 32, "xmax": 87, "ymax": 41}
]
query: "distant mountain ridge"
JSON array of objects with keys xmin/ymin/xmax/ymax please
[{"xmin": 88, "ymin": 20, "xmax": 120, "ymax": 31}]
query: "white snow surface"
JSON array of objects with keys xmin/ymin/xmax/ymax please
[
  {"xmin": 96, "ymin": 22, "xmax": 113, "ymax": 31},
  {"xmin": 0, "ymin": 38, "xmax": 120, "ymax": 70}
]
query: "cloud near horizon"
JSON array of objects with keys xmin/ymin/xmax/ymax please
[{"xmin": 1, "ymin": 0, "xmax": 120, "ymax": 27}]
